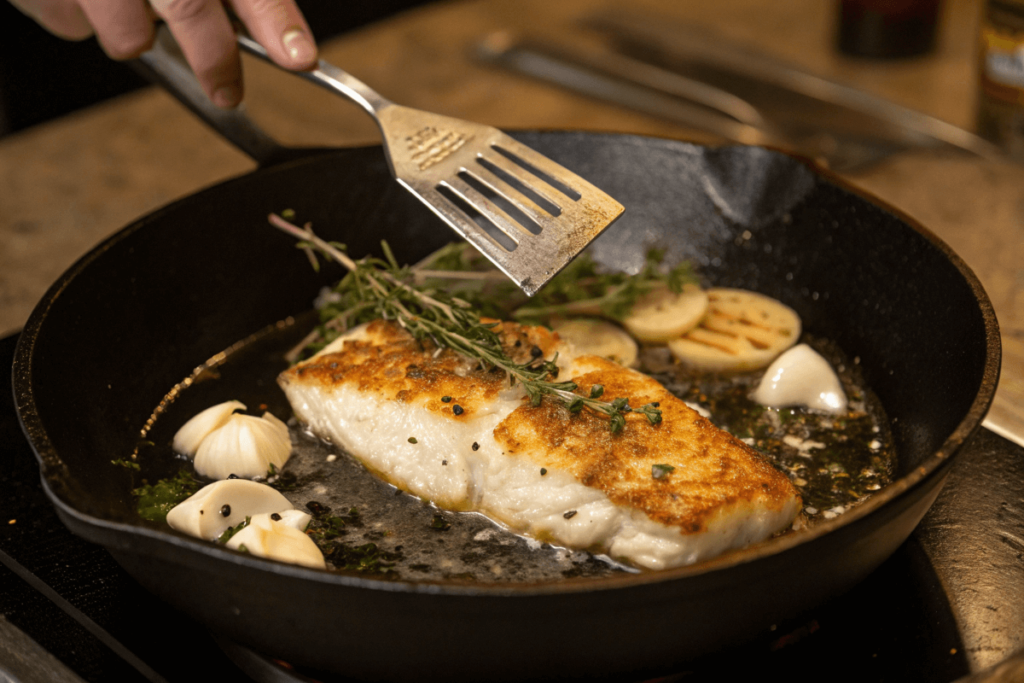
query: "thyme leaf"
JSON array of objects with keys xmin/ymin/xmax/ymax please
[
  {"xmin": 268, "ymin": 214, "xmax": 661, "ymax": 432},
  {"xmin": 218, "ymin": 516, "xmax": 251, "ymax": 544},
  {"xmin": 652, "ymin": 464, "xmax": 675, "ymax": 480}
]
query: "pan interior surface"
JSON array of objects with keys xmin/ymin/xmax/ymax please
[{"xmin": 12, "ymin": 132, "xmax": 998, "ymax": 679}]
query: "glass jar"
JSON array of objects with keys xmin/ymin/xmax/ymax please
[{"xmin": 977, "ymin": 0, "xmax": 1024, "ymax": 161}]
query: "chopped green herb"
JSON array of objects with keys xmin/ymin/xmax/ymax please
[
  {"xmin": 134, "ymin": 469, "xmax": 200, "ymax": 523},
  {"xmin": 652, "ymin": 464, "xmax": 676, "ymax": 480},
  {"xmin": 325, "ymin": 542, "xmax": 401, "ymax": 575},
  {"xmin": 268, "ymin": 469, "xmax": 299, "ymax": 492},
  {"xmin": 408, "ymin": 437, "xmax": 418, "ymax": 444},
  {"xmin": 218, "ymin": 516, "xmax": 251, "ymax": 544},
  {"xmin": 430, "ymin": 514, "xmax": 451, "ymax": 531},
  {"xmin": 441, "ymin": 396, "xmax": 452, "ymax": 403},
  {"xmin": 111, "ymin": 458, "xmax": 140, "ymax": 471}
]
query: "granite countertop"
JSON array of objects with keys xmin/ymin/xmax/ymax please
[{"xmin": 0, "ymin": 0, "xmax": 1021, "ymax": 424}]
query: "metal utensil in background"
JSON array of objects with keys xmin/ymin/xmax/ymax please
[{"xmin": 477, "ymin": 10, "xmax": 1004, "ymax": 173}]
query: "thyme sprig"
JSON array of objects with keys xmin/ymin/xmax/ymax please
[
  {"xmin": 512, "ymin": 246, "xmax": 697, "ymax": 323},
  {"xmin": 268, "ymin": 214, "xmax": 661, "ymax": 433},
  {"xmin": 402, "ymin": 241, "xmax": 697, "ymax": 324}
]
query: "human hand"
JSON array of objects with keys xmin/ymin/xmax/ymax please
[{"xmin": 8, "ymin": 0, "xmax": 317, "ymax": 108}]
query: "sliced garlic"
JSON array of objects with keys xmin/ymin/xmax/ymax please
[
  {"xmin": 668, "ymin": 288, "xmax": 801, "ymax": 372},
  {"xmin": 165, "ymin": 479, "xmax": 294, "ymax": 540},
  {"xmin": 171, "ymin": 400, "xmax": 292, "ymax": 480},
  {"xmin": 622, "ymin": 284, "xmax": 709, "ymax": 343},
  {"xmin": 226, "ymin": 513, "xmax": 326, "ymax": 569},
  {"xmin": 172, "ymin": 400, "xmax": 246, "ymax": 456},
  {"xmin": 553, "ymin": 318, "xmax": 639, "ymax": 367},
  {"xmin": 751, "ymin": 343, "xmax": 848, "ymax": 414}
]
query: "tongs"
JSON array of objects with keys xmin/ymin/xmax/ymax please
[{"xmin": 137, "ymin": 30, "xmax": 624, "ymax": 296}]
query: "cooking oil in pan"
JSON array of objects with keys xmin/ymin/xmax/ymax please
[{"xmin": 131, "ymin": 314, "xmax": 896, "ymax": 581}]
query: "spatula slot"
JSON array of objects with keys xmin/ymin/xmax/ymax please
[
  {"xmin": 436, "ymin": 184, "xmax": 518, "ymax": 252},
  {"xmin": 491, "ymin": 144, "xmax": 583, "ymax": 201},
  {"xmin": 457, "ymin": 170, "xmax": 543, "ymax": 235},
  {"xmin": 475, "ymin": 157, "xmax": 561, "ymax": 219}
]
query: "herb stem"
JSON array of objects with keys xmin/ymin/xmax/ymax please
[{"xmin": 268, "ymin": 213, "xmax": 663, "ymax": 433}]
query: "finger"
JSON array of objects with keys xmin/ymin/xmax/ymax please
[
  {"xmin": 230, "ymin": 0, "xmax": 316, "ymax": 70},
  {"xmin": 150, "ymin": 0, "xmax": 242, "ymax": 108},
  {"xmin": 9, "ymin": 0, "xmax": 94, "ymax": 40},
  {"xmin": 76, "ymin": 0, "xmax": 155, "ymax": 59}
]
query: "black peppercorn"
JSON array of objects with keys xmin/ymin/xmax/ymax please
[
  {"xmin": 220, "ymin": 504, "xmax": 231, "ymax": 517},
  {"xmin": 270, "ymin": 513, "xmax": 282, "ymax": 521},
  {"xmin": 453, "ymin": 405, "xmax": 464, "ymax": 415}
]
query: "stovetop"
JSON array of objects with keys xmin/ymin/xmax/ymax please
[{"xmin": 2, "ymin": 331, "xmax": 1022, "ymax": 682}]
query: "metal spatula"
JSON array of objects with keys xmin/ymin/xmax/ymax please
[{"xmin": 237, "ymin": 35, "xmax": 623, "ymax": 296}]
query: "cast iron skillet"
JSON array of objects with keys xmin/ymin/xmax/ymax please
[{"xmin": 11, "ymin": 44, "xmax": 1000, "ymax": 683}]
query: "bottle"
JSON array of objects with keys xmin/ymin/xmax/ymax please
[
  {"xmin": 836, "ymin": 0, "xmax": 942, "ymax": 59},
  {"xmin": 977, "ymin": 0, "xmax": 1024, "ymax": 161}
]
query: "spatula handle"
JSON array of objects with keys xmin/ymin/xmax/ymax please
[
  {"xmin": 133, "ymin": 25, "xmax": 326, "ymax": 168},
  {"xmin": 237, "ymin": 35, "xmax": 394, "ymax": 119}
]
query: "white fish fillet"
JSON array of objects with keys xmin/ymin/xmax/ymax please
[{"xmin": 278, "ymin": 320, "xmax": 800, "ymax": 570}]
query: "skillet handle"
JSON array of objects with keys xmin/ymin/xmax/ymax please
[{"xmin": 131, "ymin": 25, "xmax": 319, "ymax": 168}]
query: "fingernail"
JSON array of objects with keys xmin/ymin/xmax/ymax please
[
  {"xmin": 213, "ymin": 83, "xmax": 242, "ymax": 108},
  {"xmin": 283, "ymin": 29, "xmax": 316, "ymax": 63}
]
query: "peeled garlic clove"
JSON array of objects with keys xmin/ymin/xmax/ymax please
[
  {"xmin": 193, "ymin": 411, "xmax": 292, "ymax": 480},
  {"xmin": 751, "ymin": 343, "xmax": 848, "ymax": 414},
  {"xmin": 274, "ymin": 509, "xmax": 312, "ymax": 531},
  {"xmin": 173, "ymin": 400, "xmax": 246, "ymax": 456},
  {"xmin": 166, "ymin": 479, "xmax": 293, "ymax": 540},
  {"xmin": 226, "ymin": 513, "xmax": 326, "ymax": 569}
]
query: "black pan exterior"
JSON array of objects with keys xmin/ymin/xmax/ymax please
[{"xmin": 13, "ymin": 133, "xmax": 999, "ymax": 681}]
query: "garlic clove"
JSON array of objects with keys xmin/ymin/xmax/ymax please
[
  {"xmin": 193, "ymin": 411, "xmax": 292, "ymax": 480},
  {"xmin": 173, "ymin": 400, "xmax": 246, "ymax": 456},
  {"xmin": 226, "ymin": 513, "xmax": 326, "ymax": 569},
  {"xmin": 751, "ymin": 343, "xmax": 848, "ymax": 414},
  {"xmin": 274, "ymin": 509, "xmax": 312, "ymax": 531},
  {"xmin": 166, "ymin": 479, "xmax": 293, "ymax": 540}
]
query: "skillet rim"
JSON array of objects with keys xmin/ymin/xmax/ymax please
[{"xmin": 12, "ymin": 130, "xmax": 1002, "ymax": 597}]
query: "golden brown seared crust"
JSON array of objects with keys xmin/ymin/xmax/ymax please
[
  {"xmin": 280, "ymin": 320, "xmax": 560, "ymax": 420},
  {"xmin": 492, "ymin": 356, "xmax": 799, "ymax": 533}
]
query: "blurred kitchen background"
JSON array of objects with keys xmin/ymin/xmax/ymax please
[{"xmin": 0, "ymin": 0, "xmax": 435, "ymax": 137}]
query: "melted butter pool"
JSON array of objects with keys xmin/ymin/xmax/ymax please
[{"xmin": 134, "ymin": 316, "xmax": 895, "ymax": 580}]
